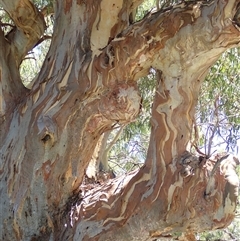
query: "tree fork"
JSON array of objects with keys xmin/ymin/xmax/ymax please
[{"xmin": 0, "ymin": 0, "xmax": 240, "ymax": 240}]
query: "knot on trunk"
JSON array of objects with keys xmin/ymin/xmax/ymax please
[
  {"xmin": 86, "ymin": 83, "xmax": 141, "ymax": 134},
  {"xmin": 37, "ymin": 115, "xmax": 56, "ymax": 146},
  {"xmin": 99, "ymin": 83, "xmax": 141, "ymax": 123},
  {"xmin": 178, "ymin": 151, "xmax": 204, "ymax": 177}
]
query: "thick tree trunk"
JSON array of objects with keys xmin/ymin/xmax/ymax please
[{"xmin": 0, "ymin": 0, "xmax": 239, "ymax": 240}]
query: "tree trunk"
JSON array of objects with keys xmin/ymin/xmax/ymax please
[{"xmin": 0, "ymin": 0, "xmax": 239, "ymax": 240}]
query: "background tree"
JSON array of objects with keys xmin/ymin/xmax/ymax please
[{"xmin": 0, "ymin": 0, "xmax": 239, "ymax": 241}]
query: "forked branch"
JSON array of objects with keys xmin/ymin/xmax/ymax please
[{"xmin": 1, "ymin": 0, "xmax": 46, "ymax": 65}]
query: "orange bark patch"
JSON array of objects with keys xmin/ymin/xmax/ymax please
[
  {"xmin": 64, "ymin": 0, "xmax": 73, "ymax": 14},
  {"xmin": 42, "ymin": 160, "xmax": 52, "ymax": 181}
]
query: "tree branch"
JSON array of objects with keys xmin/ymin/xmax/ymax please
[
  {"xmin": 33, "ymin": 34, "xmax": 52, "ymax": 48},
  {"xmin": 101, "ymin": 125, "xmax": 125, "ymax": 169},
  {"xmin": 0, "ymin": 0, "xmax": 46, "ymax": 118},
  {"xmin": 0, "ymin": 0, "xmax": 46, "ymax": 66}
]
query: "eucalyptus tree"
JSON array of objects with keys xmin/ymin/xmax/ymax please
[{"xmin": 0, "ymin": 0, "xmax": 239, "ymax": 241}]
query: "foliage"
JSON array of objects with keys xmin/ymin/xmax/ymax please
[
  {"xmin": 33, "ymin": 0, "xmax": 53, "ymax": 8},
  {"xmin": 194, "ymin": 48, "xmax": 240, "ymax": 156}
]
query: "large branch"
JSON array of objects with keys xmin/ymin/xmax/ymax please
[
  {"xmin": 0, "ymin": 0, "xmax": 46, "ymax": 122},
  {"xmin": 60, "ymin": 154, "xmax": 239, "ymax": 241},
  {"xmin": 83, "ymin": 0, "xmax": 144, "ymax": 53},
  {"xmin": 97, "ymin": 0, "xmax": 240, "ymax": 81},
  {"xmin": 0, "ymin": 0, "xmax": 46, "ymax": 66},
  {"xmin": 0, "ymin": 18, "xmax": 27, "ymax": 121}
]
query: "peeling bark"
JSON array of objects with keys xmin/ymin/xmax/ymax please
[{"xmin": 0, "ymin": 0, "xmax": 240, "ymax": 240}]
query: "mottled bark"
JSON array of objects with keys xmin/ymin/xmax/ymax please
[{"xmin": 0, "ymin": 0, "xmax": 239, "ymax": 241}]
